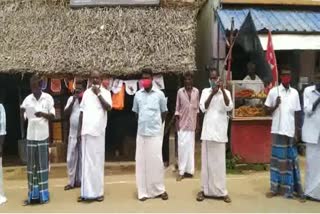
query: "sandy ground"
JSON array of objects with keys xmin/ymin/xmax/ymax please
[{"xmin": 0, "ymin": 163, "xmax": 320, "ymax": 213}]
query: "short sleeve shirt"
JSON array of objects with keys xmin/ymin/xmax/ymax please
[
  {"xmin": 132, "ymin": 87, "xmax": 168, "ymax": 137},
  {"xmin": 64, "ymin": 96, "xmax": 81, "ymax": 138},
  {"xmin": 21, "ymin": 92, "xmax": 55, "ymax": 141},
  {"xmin": 265, "ymin": 84, "xmax": 301, "ymax": 138}
]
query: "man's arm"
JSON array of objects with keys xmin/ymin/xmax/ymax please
[
  {"xmin": 312, "ymin": 97, "xmax": 320, "ymax": 112},
  {"xmin": 97, "ymin": 94, "xmax": 112, "ymax": 111},
  {"xmin": 204, "ymin": 88, "xmax": 218, "ymax": 110},
  {"xmin": 77, "ymin": 112, "xmax": 83, "ymax": 144},
  {"xmin": 161, "ymin": 112, "xmax": 168, "ymax": 124},
  {"xmin": 64, "ymin": 96, "xmax": 76, "ymax": 117},
  {"xmin": 35, "ymin": 112, "xmax": 54, "ymax": 120}
]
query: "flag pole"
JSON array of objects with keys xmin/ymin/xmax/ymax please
[{"xmin": 226, "ymin": 17, "xmax": 235, "ymax": 85}]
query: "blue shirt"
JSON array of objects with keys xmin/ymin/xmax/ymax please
[{"xmin": 132, "ymin": 87, "xmax": 167, "ymax": 136}]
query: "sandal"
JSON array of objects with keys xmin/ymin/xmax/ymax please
[
  {"xmin": 223, "ymin": 195, "xmax": 232, "ymax": 203},
  {"xmin": 266, "ymin": 192, "xmax": 277, "ymax": 198},
  {"xmin": 77, "ymin": 197, "xmax": 86, "ymax": 203},
  {"xmin": 139, "ymin": 197, "xmax": 148, "ymax": 202},
  {"xmin": 96, "ymin": 196, "xmax": 104, "ymax": 202},
  {"xmin": 196, "ymin": 191, "xmax": 205, "ymax": 202},
  {"xmin": 176, "ymin": 175, "xmax": 184, "ymax": 182},
  {"xmin": 160, "ymin": 192, "xmax": 169, "ymax": 200},
  {"xmin": 64, "ymin": 185, "xmax": 74, "ymax": 191},
  {"xmin": 22, "ymin": 200, "xmax": 30, "ymax": 206},
  {"xmin": 184, "ymin": 173, "xmax": 194, "ymax": 178}
]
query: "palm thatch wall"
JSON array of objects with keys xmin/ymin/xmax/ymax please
[{"xmin": 0, "ymin": 0, "xmax": 199, "ymax": 77}]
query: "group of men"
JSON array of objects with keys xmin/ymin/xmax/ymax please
[{"xmin": 0, "ymin": 65, "xmax": 319, "ymax": 206}]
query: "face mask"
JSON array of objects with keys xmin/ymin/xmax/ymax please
[
  {"xmin": 141, "ymin": 79, "xmax": 152, "ymax": 89},
  {"xmin": 209, "ymin": 79, "xmax": 217, "ymax": 88},
  {"xmin": 280, "ymin": 75, "xmax": 291, "ymax": 87}
]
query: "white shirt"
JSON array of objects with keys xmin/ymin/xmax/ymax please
[
  {"xmin": 64, "ymin": 96, "xmax": 81, "ymax": 138},
  {"xmin": 265, "ymin": 84, "xmax": 301, "ymax": 138},
  {"xmin": 21, "ymin": 92, "xmax": 55, "ymax": 141},
  {"xmin": 0, "ymin": 104, "xmax": 6, "ymax": 136},
  {"xmin": 242, "ymin": 75, "xmax": 265, "ymax": 92},
  {"xmin": 80, "ymin": 87, "xmax": 112, "ymax": 137},
  {"xmin": 200, "ymin": 88, "xmax": 233, "ymax": 143},
  {"xmin": 302, "ymin": 85, "xmax": 320, "ymax": 144}
]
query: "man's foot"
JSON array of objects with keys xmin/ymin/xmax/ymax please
[
  {"xmin": 74, "ymin": 183, "xmax": 81, "ymax": 188},
  {"xmin": 96, "ymin": 196, "xmax": 104, "ymax": 202},
  {"xmin": 156, "ymin": 192, "xmax": 169, "ymax": 200},
  {"xmin": 196, "ymin": 191, "xmax": 205, "ymax": 202},
  {"xmin": 299, "ymin": 196, "xmax": 306, "ymax": 203},
  {"xmin": 40, "ymin": 200, "xmax": 49, "ymax": 205},
  {"xmin": 223, "ymin": 195, "xmax": 232, "ymax": 203},
  {"xmin": 77, "ymin": 197, "xmax": 86, "ymax": 203},
  {"xmin": 184, "ymin": 173, "xmax": 194, "ymax": 178},
  {"xmin": 266, "ymin": 192, "xmax": 277, "ymax": 198},
  {"xmin": 139, "ymin": 197, "xmax": 148, "ymax": 202},
  {"xmin": 22, "ymin": 200, "xmax": 30, "ymax": 206},
  {"xmin": 64, "ymin": 185, "xmax": 74, "ymax": 191},
  {"xmin": 176, "ymin": 175, "xmax": 184, "ymax": 182}
]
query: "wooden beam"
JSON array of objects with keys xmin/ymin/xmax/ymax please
[{"xmin": 221, "ymin": 0, "xmax": 320, "ymax": 6}]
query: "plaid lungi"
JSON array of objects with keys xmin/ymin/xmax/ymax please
[
  {"xmin": 27, "ymin": 139, "xmax": 49, "ymax": 203},
  {"xmin": 270, "ymin": 134, "xmax": 303, "ymax": 198}
]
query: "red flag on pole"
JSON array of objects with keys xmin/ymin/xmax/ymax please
[{"xmin": 265, "ymin": 30, "xmax": 278, "ymax": 93}]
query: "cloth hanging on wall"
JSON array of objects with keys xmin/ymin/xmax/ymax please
[
  {"xmin": 153, "ymin": 75, "xmax": 165, "ymax": 90},
  {"xmin": 112, "ymin": 84, "xmax": 125, "ymax": 110},
  {"xmin": 41, "ymin": 78, "xmax": 48, "ymax": 91},
  {"xmin": 124, "ymin": 80, "xmax": 138, "ymax": 95},
  {"xmin": 51, "ymin": 79, "xmax": 61, "ymax": 93},
  {"xmin": 112, "ymin": 79, "xmax": 123, "ymax": 94}
]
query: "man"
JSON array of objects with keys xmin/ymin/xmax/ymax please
[
  {"xmin": 196, "ymin": 69, "xmax": 233, "ymax": 203},
  {"xmin": 264, "ymin": 68, "xmax": 304, "ymax": 201},
  {"xmin": 77, "ymin": 71, "xmax": 112, "ymax": 202},
  {"xmin": 242, "ymin": 62, "xmax": 265, "ymax": 106},
  {"xmin": 0, "ymin": 90, "xmax": 7, "ymax": 205},
  {"xmin": 20, "ymin": 76, "xmax": 55, "ymax": 205},
  {"xmin": 175, "ymin": 71, "xmax": 199, "ymax": 181},
  {"xmin": 132, "ymin": 68, "xmax": 168, "ymax": 201},
  {"xmin": 302, "ymin": 83, "xmax": 320, "ymax": 201},
  {"xmin": 64, "ymin": 80, "xmax": 86, "ymax": 191}
]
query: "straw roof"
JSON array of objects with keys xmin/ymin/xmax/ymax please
[{"xmin": 0, "ymin": 0, "xmax": 198, "ymax": 77}]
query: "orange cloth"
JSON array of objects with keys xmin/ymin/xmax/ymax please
[
  {"xmin": 51, "ymin": 79, "xmax": 61, "ymax": 93},
  {"xmin": 112, "ymin": 84, "xmax": 125, "ymax": 110}
]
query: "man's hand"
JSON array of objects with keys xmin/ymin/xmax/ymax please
[
  {"xmin": 92, "ymin": 85, "xmax": 101, "ymax": 95},
  {"xmin": 218, "ymin": 80, "xmax": 224, "ymax": 90},
  {"xmin": 35, "ymin": 112, "xmax": 44, "ymax": 118},
  {"xmin": 276, "ymin": 96, "xmax": 281, "ymax": 107},
  {"xmin": 211, "ymin": 86, "xmax": 219, "ymax": 95},
  {"xmin": 175, "ymin": 115, "xmax": 180, "ymax": 132}
]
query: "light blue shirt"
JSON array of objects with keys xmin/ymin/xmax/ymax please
[{"xmin": 132, "ymin": 87, "xmax": 167, "ymax": 137}]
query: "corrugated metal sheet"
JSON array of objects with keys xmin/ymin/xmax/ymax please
[{"xmin": 217, "ymin": 8, "xmax": 320, "ymax": 33}]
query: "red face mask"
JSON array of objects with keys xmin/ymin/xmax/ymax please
[
  {"xmin": 280, "ymin": 75, "xmax": 291, "ymax": 87},
  {"xmin": 141, "ymin": 79, "xmax": 152, "ymax": 89}
]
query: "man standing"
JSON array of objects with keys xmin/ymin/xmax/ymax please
[
  {"xmin": 196, "ymin": 69, "xmax": 233, "ymax": 203},
  {"xmin": 264, "ymin": 68, "xmax": 304, "ymax": 200},
  {"xmin": 64, "ymin": 80, "xmax": 86, "ymax": 191},
  {"xmin": 0, "ymin": 90, "xmax": 7, "ymax": 205},
  {"xmin": 302, "ymin": 83, "xmax": 320, "ymax": 201},
  {"xmin": 77, "ymin": 71, "xmax": 112, "ymax": 202},
  {"xmin": 132, "ymin": 68, "xmax": 168, "ymax": 201},
  {"xmin": 242, "ymin": 62, "xmax": 264, "ymax": 91},
  {"xmin": 175, "ymin": 71, "xmax": 199, "ymax": 181},
  {"xmin": 21, "ymin": 76, "xmax": 55, "ymax": 205}
]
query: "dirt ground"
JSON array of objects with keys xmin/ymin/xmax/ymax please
[{"xmin": 0, "ymin": 160, "xmax": 320, "ymax": 213}]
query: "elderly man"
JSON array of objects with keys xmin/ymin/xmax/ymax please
[
  {"xmin": 132, "ymin": 68, "xmax": 168, "ymax": 201},
  {"xmin": 302, "ymin": 83, "xmax": 320, "ymax": 201},
  {"xmin": 77, "ymin": 71, "xmax": 112, "ymax": 202},
  {"xmin": 0, "ymin": 90, "xmax": 7, "ymax": 205},
  {"xmin": 196, "ymin": 69, "xmax": 233, "ymax": 203},
  {"xmin": 64, "ymin": 80, "xmax": 86, "ymax": 191},
  {"xmin": 264, "ymin": 68, "xmax": 304, "ymax": 201},
  {"xmin": 21, "ymin": 76, "xmax": 55, "ymax": 205},
  {"xmin": 175, "ymin": 71, "xmax": 199, "ymax": 181}
]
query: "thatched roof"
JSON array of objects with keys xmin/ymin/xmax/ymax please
[{"xmin": 0, "ymin": 0, "xmax": 198, "ymax": 77}]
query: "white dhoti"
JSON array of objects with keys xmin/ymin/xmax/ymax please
[
  {"xmin": 305, "ymin": 142, "xmax": 320, "ymax": 200},
  {"xmin": 201, "ymin": 141, "xmax": 228, "ymax": 197},
  {"xmin": 0, "ymin": 158, "xmax": 7, "ymax": 205},
  {"xmin": 178, "ymin": 131, "xmax": 195, "ymax": 176},
  {"xmin": 81, "ymin": 134, "xmax": 105, "ymax": 199},
  {"xmin": 135, "ymin": 134, "xmax": 165, "ymax": 199},
  {"xmin": 67, "ymin": 136, "xmax": 82, "ymax": 187}
]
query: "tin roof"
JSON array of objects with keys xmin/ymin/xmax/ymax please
[{"xmin": 217, "ymin": 8, "xmax": 320, "ymax": 33}]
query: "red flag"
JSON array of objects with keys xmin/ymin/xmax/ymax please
[{"xmin": 265, "ymin": 30, "xmax": 278, "ymax": 93}]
